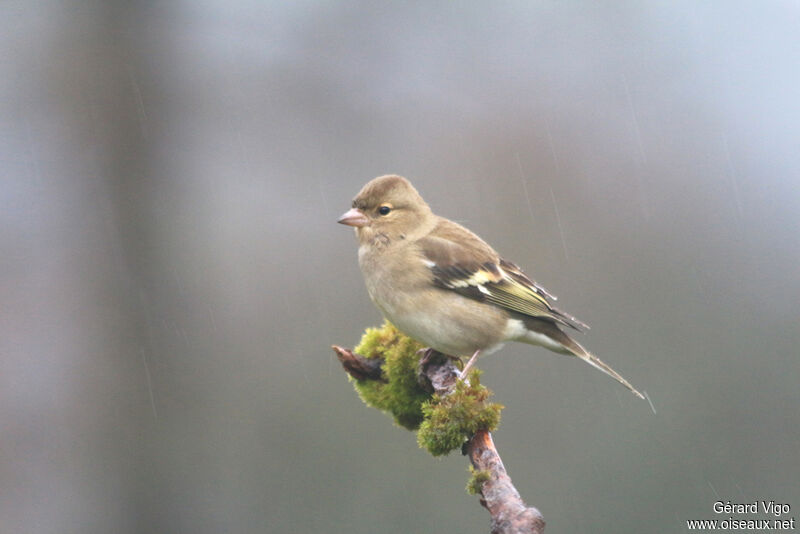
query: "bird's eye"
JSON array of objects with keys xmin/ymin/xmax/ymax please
[{"xmin": 378, "ymin": 205, "xmax": 392, "ymax": 216}]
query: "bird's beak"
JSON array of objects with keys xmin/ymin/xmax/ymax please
[{"xmin": 337, "ymin": 208, "xmax": 369, "ymax": 227}]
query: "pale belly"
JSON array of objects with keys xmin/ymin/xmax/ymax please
[
  {"xmin": 375, "ymin": 289, "xmax": 510, "ymax": 357},
  {"xmin": 359, "ymin": 241, "xmax": 509, "ymax": 357}
]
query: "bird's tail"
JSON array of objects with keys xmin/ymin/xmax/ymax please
[
  {"xmin": 576, "ymin": 349, "xmax": 644, "ymax": 399},
  {"xmin": 524, "ymin": 318, "xmax": 644, "ymax": 399}
]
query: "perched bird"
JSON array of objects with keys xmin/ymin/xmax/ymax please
[{"xmin": 338, "ymin": 175, "xmax": 643, "ymax": 399}]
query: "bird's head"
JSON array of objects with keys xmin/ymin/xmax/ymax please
[{"xmin": 338, "ymin": 175, "xmax": 433, "ymax": 244}]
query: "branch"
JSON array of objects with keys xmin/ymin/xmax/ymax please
[
  {"xmin": 333, "ymin": 345, "xmax": 545, "ymax": 534},
  {"xmin": 333, "ymin": 345, "xmax": 385, "ymax": 381},
  {"xmin": 466, "ymin": 430, "xmax": 545, "ymax": 534}
]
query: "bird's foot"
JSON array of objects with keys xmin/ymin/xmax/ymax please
[
  {"xmin": 417, "ymin": 349, "xmax": 467, "ymax": 393},
  {"xmin": 417, "ymin": 347, "xmax": 461, "ymax": 364},
  {"xmin": 416, "ymin": 348, "xmax": 462, "ymax": 394},
  {"xmin": 416, "ymin": 347, "xmax": 439, "ymax": 367}
]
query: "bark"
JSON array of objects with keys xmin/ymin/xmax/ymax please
[{"xmin": 466, "ymin": 430, "xmax": 545, "ymax": 534}]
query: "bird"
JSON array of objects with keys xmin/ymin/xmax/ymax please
[{"xmin": 338, "ymin": 174, "xmax": 643, "ymax": 399}]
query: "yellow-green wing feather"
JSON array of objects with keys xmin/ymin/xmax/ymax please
[{"xmin": 418, "ymin": 219, "xmax": 588, "ymax": 331}]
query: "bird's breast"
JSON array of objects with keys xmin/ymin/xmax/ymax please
[
  {"xmin": 358, "ymin": 242, "xmax": 424, "ymax": 317},
  {"xmin": 358, "ymin": 244, "xmax": 509, "ymax": 356}
]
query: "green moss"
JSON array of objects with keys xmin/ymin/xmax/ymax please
[
  {"xmin": 350, "ymin": 321, "xmax": 429, "ymax": 429},
  {"xmin": 417, "ymin": 369, "xmax": 503, "ymax": 456},
  {"xmin": 466, "ymin": 466, "xmax": 491, "ymax": 495},
  {"xmin": 347, "ymin": 322, "xmax": 503, "ymax": 453}
]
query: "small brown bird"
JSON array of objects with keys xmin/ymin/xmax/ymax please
[{"xmin": 338, "ymin": 175, "xmax": 643, "ymax": 398}]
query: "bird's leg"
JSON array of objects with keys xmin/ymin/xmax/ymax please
[
  {"xmin": 416, "ymin": 347, "xmax": 439, "ymax": 367},
  {"xmin": 459, "ymin": 349, "xmax": 481, "ymax": 379},
  {"xmin": 417, "ymin": 347, "xmax": 461, "ymax": 366}
]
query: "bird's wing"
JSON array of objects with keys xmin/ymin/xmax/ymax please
[{"xmin": 417, "ymin": 219, "xmax": 588, "ymax": 331}]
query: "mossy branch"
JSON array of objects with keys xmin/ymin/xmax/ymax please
[{"xmin": 333, "ymin": 321, "xmax": 545, "ymax": 534}]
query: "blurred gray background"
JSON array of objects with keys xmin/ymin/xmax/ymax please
[{"xmin": 2, "ymin": 2, "xmax": 798, "ymax": 533}]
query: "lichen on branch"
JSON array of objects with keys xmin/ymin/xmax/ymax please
[
  {"xmin": 466, "ymin": 465, "xmax": 492, "ymax": 495},
  {"xmin": 350, "ymin": 322, "xmax": 429, "ymax": 429},
  {"xmin": 418, "ymin": 369, "xmax": 502, "ymax": 456},
  {"xmin": 344, "ymin": 321, "xmax": 503, "ymax": 456}
]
